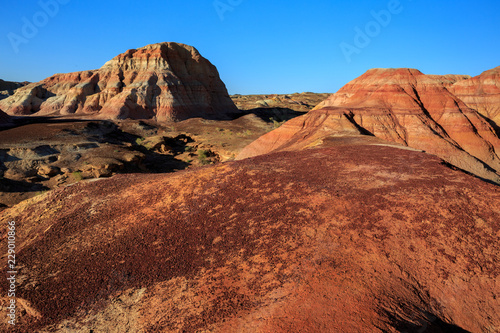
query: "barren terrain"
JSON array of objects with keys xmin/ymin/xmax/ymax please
[
  {"xmin": 0, "ymin": 92, "xmax": 328, "ymax": 208},
  {"xmin": 1, "ymin": 144, "xmax": 498, "ymax": 332},
  {"xmin": 1, "ymin": 41, "xmax": 499, "ymax": 332}
]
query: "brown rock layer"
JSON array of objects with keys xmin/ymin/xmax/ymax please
[
  {"xmin": 0, "ymin": 43, "xmax": 237, "ymax": 121},
  {"xmin": 239, "ymin": 68, "xmax": 500, "ymax": 184},
  {"xmin": 450, "ymin": 66, "xmax": 500, "ymax": 127},
  {"xmin": 1, "ymin": 145, "xmax": 499, "ymax": 332}
]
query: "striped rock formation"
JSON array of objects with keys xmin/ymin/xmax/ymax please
[
  {"xmin": 238, "ymin": 68, "xmax": 500, "ymax": 184},
  {"xmin": 0, "ymin": 43, "xmax": 237, "ymax": 121},
  {"xmin": 450, "ymin": 66, "xmax": 500, "ymax": 128}
]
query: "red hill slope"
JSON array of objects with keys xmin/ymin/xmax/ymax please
[
  {"xmin": 0, "ymin": 42, "xmax": 237, "ymax": 121},
  {"xmin": 238, "ymin": 68, "xmax": 500, "ymax": 184},
  {"xmin": 1, "ymin": 145, "xmax": 499, "ymax": 332}
]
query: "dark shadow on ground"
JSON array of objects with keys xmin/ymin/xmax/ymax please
[
  {"xmin": 440, "ymin": 161, "xmax": 499, "ymax": 186},
  {"xmin": 13, "ymin": 116, "xmax": 93, "ymax": 125},
  {"xmin": 131, "ymin": 134, "xmax": 193, "ymax": 173},
  {"xmin": 394, "ymin": 312, "xmax": 471, "ymax": 333},
  {"xmin": 0, "ymin": 178, "xmax": 49, "ymax": 193},
  {"xmin": 0, "ymin": 116, "xmax": 98, "ymax": 133},
  {"xmin": 229, "ymin": 107, "xmax": 307, "ymax": 123},
  {"xmin": 477, "ymin": 112, "xmax": 500, "ymax": 138}
]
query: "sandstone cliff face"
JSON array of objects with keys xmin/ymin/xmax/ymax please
[
  {"xmin": 450, "ymin": 66, "xmax": 500, "ymax": 127},
  {"xmin": 1, "ymin": 145, "xmax": 499, "ymax": 332},
  {"xmin": 239, "ymin": 68, "xmax": 500, "ymax": 184},
  {"xmin": 0, "ymin": 43, "xmax": 237, "ymax": 121}
]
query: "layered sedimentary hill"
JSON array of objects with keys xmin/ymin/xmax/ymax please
[
  {"xmin": 0, "ymin": 79, "xmax": 28, "ymax": 100},
  {"xmin": 238, "ymin": 68, "xmax": 500, "ymax": 184},
  {"xmin": 0, "ymin": 43, "xmax": 237, "ymax": 121},
  {"xmin": 1, "ymin": 145, "xmax": 499, "ymax": 332},
  {"xmin": 450, "ymin": 66, "xmax": 500, "ymax": 128}
]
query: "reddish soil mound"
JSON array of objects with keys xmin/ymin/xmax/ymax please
[
  {"xmin": 238, "ymin": 68, "xmax": 500, "ymax": 184},
  {"xmin": 0, "ymin": 43, "xmax": 237, "ymax": 121},
  {"xmin": 1, "ymin": 145, "xmax": 499, "ymax": 332}
]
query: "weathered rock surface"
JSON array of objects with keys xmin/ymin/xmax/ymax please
[
  {"xmin": 450, "ymin": 66, "xmax": 500, "ymax": 128},
  {"xmin": 0, "ymin": 43, "xmax": 237, "ymax": 121},
  {"xmin": 0, "ymin": 79, "xmax": 29, "ymax": 100},
  {"xmin": 1, "ymin": 145, "xmax": 499, "ymax": 332},
  {"xmin": 239, "ymin": 68, "xmax": 500, "ymax": 184}
]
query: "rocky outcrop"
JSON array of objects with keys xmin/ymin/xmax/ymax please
[
  {"xmin": 0, "ymin": 79, "xmax": 28, "ymax": 100},
  {"xmin": 450, "ymin": 66, "xmax": 500, "ymax": 128},
  {"xmin": 1, "ymin": 145, "xmax": 499, "ymax": 332},
  {"xmin": 0, "ymin": 43, "xmax": 237, "ymax": 121},
  {"xmin": 239, "ymin": 68, "xmax": 500, "ymax": 184}
]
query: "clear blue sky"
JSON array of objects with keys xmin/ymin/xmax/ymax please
[{"xmin": 0, "ymin": 0, "xmax": 499, "ymax": 94}]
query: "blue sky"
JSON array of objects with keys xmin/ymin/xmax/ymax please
[{"xmin": 0, "ymin": 0, "xmax": 499, "ymax": 94}]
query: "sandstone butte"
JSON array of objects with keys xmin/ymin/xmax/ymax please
[
  {"xmin": 0, "ymin": 42, "xmax": 237, "ymax": 121},
  {"xmin": 450, "ymin": 66, "xmax": 500, "ymax": 128},
  {"xmin": 237, "ymin": 68, "xmax": 500, "ymax": 184},
  {"xmin": 1, "ymin": 145, "xmax": 499, "ymax": 332}
]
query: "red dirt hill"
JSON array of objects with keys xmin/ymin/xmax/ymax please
[
  {"xmin": 1, "ymin": 145, "xmax": 499, "ymax": 332},
  {"xmin": 0, "ymin": 43, "xmax": 237, "ymax": 121},
  {"xmin": 238, "ymin": 68, "xmax": 500, "ymax": 184}
]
